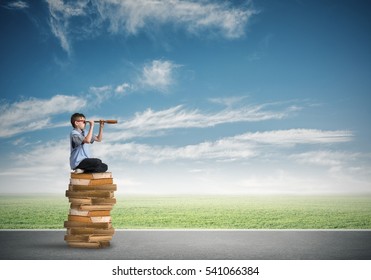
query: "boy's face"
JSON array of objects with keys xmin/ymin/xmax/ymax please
[{"xmin": 74, "ymin": 117, "xmax": 86, "ymax": 130}]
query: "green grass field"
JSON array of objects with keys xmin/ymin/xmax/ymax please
[{"xmin": 0, "ymin": 194, "xmax": 370, "ymax": 229}]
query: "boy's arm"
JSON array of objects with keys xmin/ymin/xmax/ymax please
[
  {"xmin": 95, "ymin": 120, "xmax": 104, "ymax": 142},
  {"xmin": 83, "ymin": 120, "xmax": 95, "ymax": 144}
]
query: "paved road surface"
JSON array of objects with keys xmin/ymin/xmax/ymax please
[{"xmin": 1, "ymin": 230, "xmax": 370, "ymax": 260}]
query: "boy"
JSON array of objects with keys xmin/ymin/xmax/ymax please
[{"xmin": 69, "ymin": 113, "xmax": 108, "ymax": 173}]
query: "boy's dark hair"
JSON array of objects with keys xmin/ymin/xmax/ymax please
[{"xmin": 71, "ymin": 113, "xmax": 86, "ymax": 128}]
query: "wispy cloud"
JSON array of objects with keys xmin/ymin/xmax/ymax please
[
  {"xmin": 86, "ymin": 128, "xmax": 357, "ymax": 194},
  {"xmin": 0, "ymin": 58, "xmax": 180, "ymax": 139},
  {"xmin": 208, "ymin": 96, "xmax": 249, "ymax": 107},
  {"xmin": 46, "ymin": 0, "xmax": 88, "ymax": 54},
  {"xmin": 107, "ymin": 102, "xmax": 300, "ymax": 141},
  {"xmin": 289, "ymin": 150, "xmax": 369, "ymax": 178},
  {"xmin": 99, "ymin": 129, "xmax": 353, "ymax": 163},
  {"xmin": 93, "ymin": 0, "xmax": 256, "ymax": 37},
  {"xmin": 0, "ymin": 95, "xmax": 86, "ymax": 138},
  {"xmin": 234, "ymin": 129, "xmax": 353, "ymax": 145},
  {"xmin": 46, "ymin": 0, "xmax": 257, "ymax": 54},
  {"xmin": 85, "ymin": 59, "xmax": 176, "ymax": 95},
  {"xmin": 2, "ymin": 127, "xmax": 366, "ymax": 194},
  {"xmin": 88, "ymin": 85, "xmax": 113, "ymax": 105},
  {"xmin": 115, "ymin": 83, "xmax": 132, "ymax": 94},
  {"xmin": 290, "ymin": 150, "xmax": 355, "ymax": 167},
  {"xmin": 2, "ymin": 1, "xmax": 29, "ymax": 10},
  {"xmin": 97, "ymin": 138, "xmax": 255, "ymax": 163}
]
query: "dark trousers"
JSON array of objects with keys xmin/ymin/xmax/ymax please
[{"xmin": 76, "ymin": 158, "xmax": 108, "ymax": 173}]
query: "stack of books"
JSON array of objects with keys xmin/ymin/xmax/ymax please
[{"xmin": 64, "ymin": 172, "xmax": 117, "ymax": 248}]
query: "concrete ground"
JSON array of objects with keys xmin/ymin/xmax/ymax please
[{"xmin": 1, "ymin": 230, "xmax": 371, "ymax": 260}]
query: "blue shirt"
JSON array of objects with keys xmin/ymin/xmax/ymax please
[{"xmin": 69, "ymin": 128, "xmax": 94, "ymax": 169}]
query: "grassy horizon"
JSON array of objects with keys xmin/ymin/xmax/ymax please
[{"xmin": 0, "ymin": 194, "xmax": 371, "ymax": 229}]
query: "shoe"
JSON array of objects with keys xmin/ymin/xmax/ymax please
[{"xmin": 74, "ymin": 168, "xmax": 84, "ymax": 174}]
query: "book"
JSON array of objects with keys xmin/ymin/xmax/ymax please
[
  {"xmin": 70, "ymin": 178, "xmax": 114, "ymax": 186},
  {"xmin": 64, "ymin": 221, "xmax": 112, "ymax": 229},
  {"xmin": 69, "ymin": 184, "xmax": 117, "ymax": 191},
  {"xmin": 68, "ymin": 198, "xmax": 116, "ymax": 206},
  {"xmin": 91, "ymin": 198, "xmax": 116, "ymax": 205},
  {"xmin": 64, "ymin": 234, "xmax": 113, "ymax": 242},
  {"xmin": 70, "ymin": 172, "xmax": 112, "ymax": 179},
  {"xmin": 64, "ymin": 234, "xmax": 88, "ymax": 242},
  {"xmin": 67, "ymin": 228, "xmax": 115, "ymax": 235},
  {"xmin": 68, "ymin": 197, "xmax": 92, "ymax": 204},
  {"xmin": 88, "ymin": 235, "xmax": 112, "ymax": 242},
  {"xmin": 68, "ymin": 215, "xmax": 111, "ymax": 223},
  {"xmin": 65, "ymin": 190, "xmax": 114, "ymax": 198},
  {"xmin": 70, "ymin": 204, "xmax": 114, "ymax": 211},
  {"xmin": 66, "ymin": 241, "xmax": 110, "ymax": 249},
  {"xmin": 69, "ymin": 208, "xmax": 111, "ymax": 217}
]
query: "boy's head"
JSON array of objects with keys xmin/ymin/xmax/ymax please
[{"xmin": 71, "ymin": 113, "xmax": 86, "ymax": 128}]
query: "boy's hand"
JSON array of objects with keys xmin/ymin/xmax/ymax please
[
  {"xmin": 87, "ymin": 120, "xmax": 94, "ymax": 126},
  {"xmin": 99, "ymin": 120, "xmax": 105, "ymax": 128}
]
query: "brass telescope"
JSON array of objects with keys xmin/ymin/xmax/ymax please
[{"xmin": 93, "ymin": 120, "xmax": 118, "ymax": 124}]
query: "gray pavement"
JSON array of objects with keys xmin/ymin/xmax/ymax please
[{"xmin": 1, "ymin": 230, "xmax": 371, "ymax": 260}]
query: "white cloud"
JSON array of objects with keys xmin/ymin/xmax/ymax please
[
  {"xmin": 88, "ymin": 85, "xmax": 113, "ymax": 104},
  {"xmin": 0, "ymin": 95, "xmax": 86, "ymax": 137},
  {"xmin": 46, "ymin": 0, "xmax": 257, "ymax": 54},
  {"xmin": 96, "ymin": 140, "xmax": 255, "ymax": 163},
  {"xmin": 49, "ymin": 17, "xmax": 71, "ymax": 54},
  {"xmin": 46, "ymin": 0, "xmax": 88, "ymax": 54},
  {"xmin": 235, "ymin": 129, "xmax": 353, "ymax": 145},
  {"xmin": 98, "ymin": 129, "xmax": 353, "ymax": 164},
  {"xmin": 106, "ymin": 102, "xmax": 300, "ymax": 141},
  {"xmin": 290, "ymin": 151, "xmax": 356, "ymax": 167},
  {"xmin": 86, "ymin": 60, "xmax": 176, "ymax": 96},
  {"xmin": 93, "ymin": 0, "xmax": 256, "ymax": 37},
  {"xmin": 0, "ymin": 139, "xmax": 70, "ymax": 193},
  {"xmin": 289, "ymin": 150, "xmax": 371, "ymax": 183},
  {"xmin": 12, "ymin": 139, "xmax": 68, "ymax": 167},
  {"xmin": 1, "ymin": 126, "xmax": 368, "ymax": 194},
  {"xmin": 95, "ymin": 128, "xmax": 367, "ymax": 194},
  {"xmin": 2, "ymin": 1, "xmax": 29, "ymax": 10},
  {"xmin": 115, "ymin": 83, "xmax": 132, "ymax": 94},
  {"xmin": 208, "ymin": 96, "xmax": 249, "ymax": 107},
  {"xmin": 139, "ymin": 60, "xmax": 179, "ymax": 92}
]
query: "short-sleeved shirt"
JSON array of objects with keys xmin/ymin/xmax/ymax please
[{"xmin": 69, "ymin": 128, "xmax": 94, "ymax": 169}]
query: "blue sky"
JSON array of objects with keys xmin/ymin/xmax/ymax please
[{"xmin": 0, "ymin": 0, "xmax": 370, "ymax": 195}]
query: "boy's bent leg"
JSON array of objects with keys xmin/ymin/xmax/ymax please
[
  {"xmin": 96, "ymin": 162, "xmax": 108, "ymax": 173},
  {"xmin": 76, "ymin": 158, "xmax": 108, "ymax": 173}
]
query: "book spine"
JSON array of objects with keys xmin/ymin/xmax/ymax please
[
  {"xmin": 68, "ymin": 215, "xmax": 112, "ymax": 223},
  {"xmin": 70, "ymin": 178, "xmax": 114, "ymax": 186},
  {"xmin": 69, "ymin": 184, "xmax": 117, "ymax": 191},
  {"xmin": 70, "ymin": 172, "xmax": 112, "ymax": 179},
  {"xmin": 66, "ymin": 190, "xmax": 114, "ymax": 198}
]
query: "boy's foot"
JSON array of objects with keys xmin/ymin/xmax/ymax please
[{"xmin": 74, "ymin": 168, "xmax": 84, "ymax": 174}]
